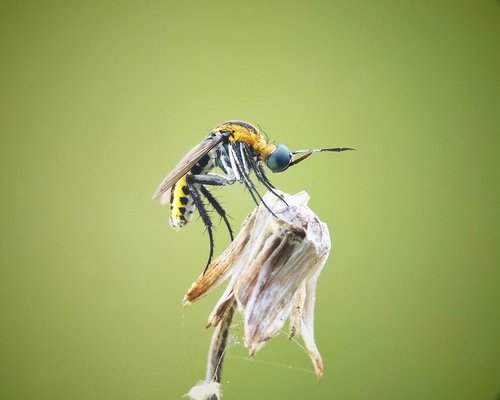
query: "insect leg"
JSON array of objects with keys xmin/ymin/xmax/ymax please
[
  {"xmin": 238, "ymin": 142, "xmax": 250, "ymax": 175},
  {"xmin": 187, "ymin": 173, "xmax": 235, "ymax": 186},
  {"xmin": 242, "ymin": 144, "xmax": 288, "ymax": 206},
  {"xmin": 256, "ymin": 163, "xmax": 275, "ymax": 188},
  {"xmin": 227, "ymin": 143, "xmax": 241, "ymax": 182},
  {"xmin": 256, "ymin": 164, "xmax": 288, "ymax": 206},
  {"xmin": 228, "ymin": 143, "xmax": 260, "ymax": 204},
  {"xmin": 199, "ymin": 185, "xmax": 234, "ymax": 242},
  {"xmin": 188, "ymin": 184, "xmax": 214, "ymax": 274},
  {"xmin": 229, "ymin": 142, "xmax": 278, "ymax": 217}
]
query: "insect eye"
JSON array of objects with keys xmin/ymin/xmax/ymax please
[{"xmin": 266, "ymin": 144, "xmax": 292, "ymax": 172}]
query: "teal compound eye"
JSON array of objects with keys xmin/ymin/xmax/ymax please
[{"xmin": 266, "ymin": 144, "xmax": 292, "ymax": 172}]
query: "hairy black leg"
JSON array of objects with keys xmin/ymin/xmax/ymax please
[
  {"xmin": 229, "ymin": 143, "xmax": 262, "ymax": 203},
  {"xmin": 242, "ymin": 144, "xmax": 288, "ymax": 206},
  {"xmin": 230, "ymin": 142, "xmax": 278, "ymax": 218},
  {"xmin": 256, "ymin": 163, "xmax": 275, "ymax": 188},
  {"xmin": 199, "ymin": 185, "xmax": 234, "ymax": 242},
  {"xmin": 189, "ymin": 184, "xmax": 214, "ymax": 274},
  {"xmin": 188, "ymin": 173, "xmax": 233, "ymax": 186}
]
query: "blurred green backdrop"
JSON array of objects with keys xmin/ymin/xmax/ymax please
[{"xmin": 1, "ymin": 1, "xmax": 499, "ymax": 399}]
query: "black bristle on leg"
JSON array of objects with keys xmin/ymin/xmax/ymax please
[
  {"xmin": 189, "ymin": 184, "xmax": 214, "ymax": 274},
  {"xmin": 230, "ymin": 143, "xmax": 278, "ymax": 218},
  {"xmin": 243, "ymin": 145, "xmax": 288, "ymax": 207},
  {"xmin": 199, "ymin": 185, "xmax": 234, "ymax": 242}
]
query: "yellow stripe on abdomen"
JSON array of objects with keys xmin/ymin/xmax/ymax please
[{"xmin": 170, "ymin": 175, "xmax": 191, "ymax": 228}]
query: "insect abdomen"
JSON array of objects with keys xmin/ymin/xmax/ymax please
[
  {"xmin": 169, "ymin": 153, "xmax": 215, "ymax": 229},
  {"xmin": 170, "ymin": 175, "xmax": 194, "ymax": 228}
]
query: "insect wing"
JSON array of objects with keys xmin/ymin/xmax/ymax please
[{"xmin": 152, "ymin": 133, "xmax": 225, "ymax": 200}]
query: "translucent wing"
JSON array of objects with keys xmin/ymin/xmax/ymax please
[{"xmin": 152, "ymin": 132, "xmax": 225, "ymax": 200}]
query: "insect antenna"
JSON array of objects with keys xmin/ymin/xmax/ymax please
[
  {"xmin": 199, "ymin": 185, "xmax": 234, "ymax": 242},
  {"xmin": 189, "ymin": 185, "xmax": 214, "ymax": 274}
]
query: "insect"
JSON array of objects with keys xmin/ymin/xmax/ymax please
[{"xmin": 152, "ymin": 120, "xmax": 353, "ymax": 272}]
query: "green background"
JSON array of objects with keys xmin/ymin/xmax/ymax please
[{"xmin": 1, "ymin": 1, "xmax": 499, "ymax": 399}]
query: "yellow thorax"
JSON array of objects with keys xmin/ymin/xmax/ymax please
[{"xmin": 215, "ymin": 121, "xmax": 276, "ymax": 160}]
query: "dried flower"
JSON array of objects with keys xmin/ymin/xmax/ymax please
[{"xmin": 184, "ymin": 190, "xmax": 331, "ymax": 398}]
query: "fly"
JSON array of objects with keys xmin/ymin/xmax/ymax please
[{"xmin": 152, "ymin": 120, "xmax": 354, "ymax": 273}]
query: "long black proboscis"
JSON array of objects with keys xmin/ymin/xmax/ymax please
[
  {"xmin": 292, "ymin": 147, "xmax": 356, "ymax": 154},
  {"xmin": 289, "ymin": 147, "xmax": 356, "ymax": 167}
]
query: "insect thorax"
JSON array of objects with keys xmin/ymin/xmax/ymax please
[{"xmin": 215, "ymin": 121, "xmax": 275, "ymax": 161}]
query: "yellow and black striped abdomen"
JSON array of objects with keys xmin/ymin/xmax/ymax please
[
  {"xmin": 169, "ymin": 152, "xmax": 215, "ymax": 229},
  {"xmin": 169, "ymin": 175, "xmax": 195, "ymax": 228}
]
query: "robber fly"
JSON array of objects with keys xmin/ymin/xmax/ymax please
[{"xmin": 152, "ymin": 120, "xmax": 353, "ymax": 272}]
